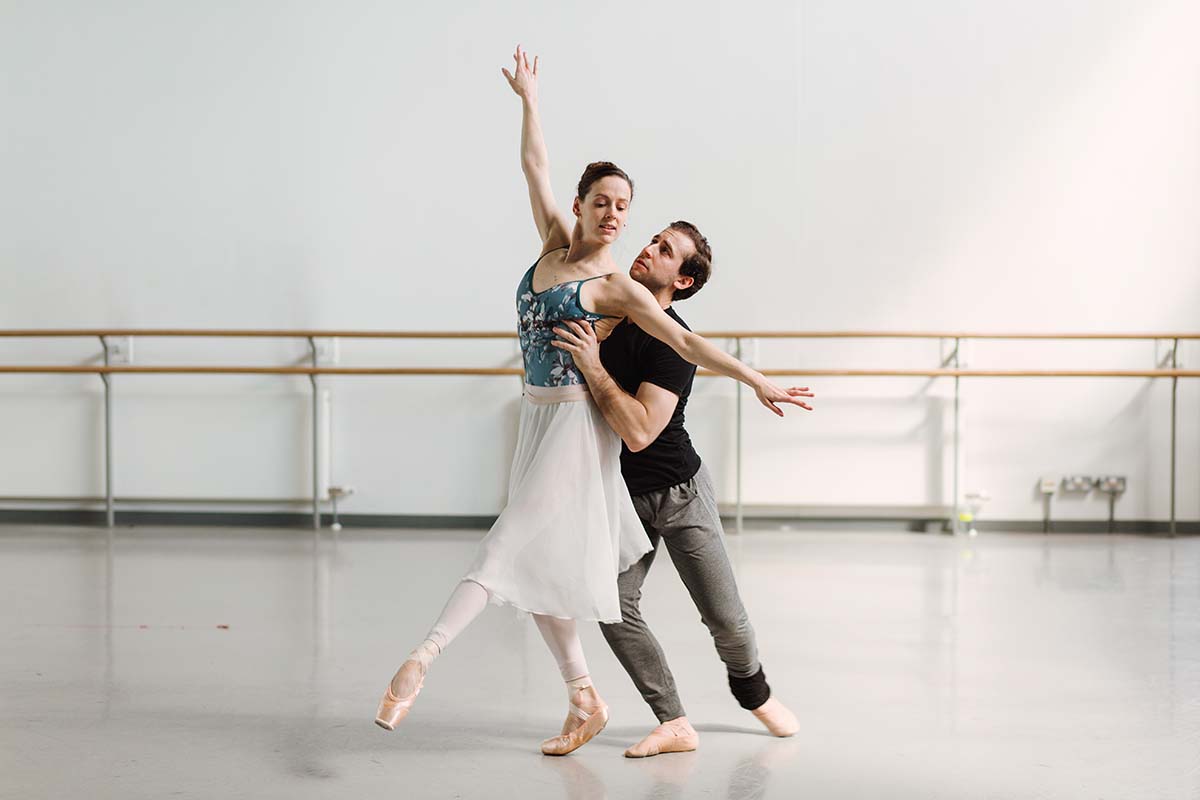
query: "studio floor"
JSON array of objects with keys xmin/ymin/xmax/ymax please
[{"xmin": 0, "ymin": 523, "xmax": 1196, "ymax": 799}]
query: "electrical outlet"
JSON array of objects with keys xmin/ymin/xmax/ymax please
[
  {"xmin": 1095, "ymin": 476, "xmax": 1126, "ymax": 493},
  {"xmin": 1039, "ymin": 477, "xmax": 1058, "ymax": 494},
  {"xmin": 106, "ymin": 336, "xmax": 133, "ymax": 365},
  {"xmin": 1062, "ymin": 475, "xmax": 1093, "ymax": 492}
]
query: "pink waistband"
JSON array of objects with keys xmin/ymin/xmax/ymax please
[{"xmin": 523, "ymin": 383, "xmax": 591, "ymax": 405}]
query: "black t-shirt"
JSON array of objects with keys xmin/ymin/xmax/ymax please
[{"xmin": 598, "ymin": 307, "xmax": 702, "ymax": 496}]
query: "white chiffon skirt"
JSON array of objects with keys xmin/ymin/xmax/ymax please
[{"xmin": 461, "ymin": 383, "xmax": 653, "ymax": 623}]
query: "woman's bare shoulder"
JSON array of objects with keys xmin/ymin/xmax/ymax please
[
  {"xmin": 596, "ymin": 270, "xmax": 639, "ymax": 292},
  {"xmin": 599, "ymin": 271, "xmax": 654, "ymax": 302},
  {"xmin": 535, "ymin": 244, "xmax": 569, "ymax": 266},
  {"xmin": 587, "ymin": 271, "xmax": 651, "ymax": 316}
]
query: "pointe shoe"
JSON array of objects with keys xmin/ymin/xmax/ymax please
[
  {"xmin": 623, "ymin": 717, "xmax": 699, "ymax": 758},
  {"xmin": 375, "ymin": 662, "xmax": 425, "ymax": 731},
  {"xmin": 750, "ymin": 696, "xmax": 799, "ymax": 737},
  {"xmin": 541, "ymin": 701, "xmax": 610, "ymax": 756}
]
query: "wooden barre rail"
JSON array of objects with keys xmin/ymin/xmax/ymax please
[
  {"xmin": 3, "ymin": 328, "xmax": 1191, "ymax": 536},
  {"xmin": 1, "ymin": 329, "xmax": 1199, "ymax": 340},
  {"xmin": 1, "ymin": 366, "xmax": 1197, "ymax": 378}
]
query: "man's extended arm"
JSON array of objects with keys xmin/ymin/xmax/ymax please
[{"xmin": 552, "ymin": 321, "xmax": 678, "ymax": 452}]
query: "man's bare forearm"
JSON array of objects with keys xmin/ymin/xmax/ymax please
[{"xmin": 579, "ymin": 364, "xmax": 655, "ymax": 452}]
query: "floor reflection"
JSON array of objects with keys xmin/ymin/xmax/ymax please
[
  {"xmin": 2, "ymin": 526, "xmax": 1197, "ymax": 799},
  {"xmin": 541, "ymin": 735, "xmax": 803, "ymax": 800}
]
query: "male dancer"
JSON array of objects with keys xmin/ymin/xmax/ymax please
[{"xmin": 552, "ymin": 222, "xmax": 812, "ymax": 758}]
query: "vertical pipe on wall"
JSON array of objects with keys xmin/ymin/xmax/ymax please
[
  {"xmin": 1169, "ymin": 338, "xmax": 1178, "ymax": 538},
  {"xmin": 320, "ymin": 388, "xmax": 332, "ymax": 503},
  {"xmin": 952, "ymin": 337, "xmax": 961, "ymax": 535},
  {"xmin": 99, "ymin": 336, "xmax": 114, "ymax": 528},
  {"xmin": 735, "ymin": 338, "xmax": 743, "ymax": 535},
  {"xmin": 308, "ymin": 338, "xmax": 320, "ymax": 531}
]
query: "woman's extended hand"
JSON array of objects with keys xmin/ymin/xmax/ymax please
[
  {"xmin": 501, "ymin": 44, "xmax": 538, "ymax": 102},
  {"xmin": 754, "ymin": 379, "xmax": 814, "ymax": 417}
]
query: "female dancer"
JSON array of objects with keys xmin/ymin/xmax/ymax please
[{"xmin": 375, "ymin": 46, "xmax": 810, "ymax": 756}]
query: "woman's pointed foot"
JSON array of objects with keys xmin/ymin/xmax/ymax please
[
  {"xmin": 541, "ymin": 704, "xmax": 609, "ymax": 755},
  {"xmin": 541, "ymin": 683, "xmax": 609, "ymax": 756},
  {"xmin": 375, "ymin": 659, "xmax": 425, "ymax": 731}
]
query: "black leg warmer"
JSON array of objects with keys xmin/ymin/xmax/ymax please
[{"xmin": 727, "ymin": 665, "xmax": 771, "ymax": 710}]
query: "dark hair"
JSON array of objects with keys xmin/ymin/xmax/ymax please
[
  {"xmin": 668, "ymin": 220, "xmax": 712, "ymax": 301},
  {"xmin": 576, "ymin": 161, "xmax": 634, "ymax": 202}
]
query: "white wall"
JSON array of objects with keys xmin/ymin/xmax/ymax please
[{"xmin": 2, "ymin": 0, "xmax": 1197, "ymax": 523}]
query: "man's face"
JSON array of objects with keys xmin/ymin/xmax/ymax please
[{"xmin": 628, "ymin": 227, "xmax": 696, "ymax": 295}]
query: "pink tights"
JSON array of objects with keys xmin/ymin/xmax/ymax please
[{"xmin": 408, "ymin": 579, "xmax": 589, "ymax": 682}]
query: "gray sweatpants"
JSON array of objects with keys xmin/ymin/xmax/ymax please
[{"xmin": 600, "ymin": 463, "xmax": 760, "ymax": 722}]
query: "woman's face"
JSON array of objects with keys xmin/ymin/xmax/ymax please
[{"xmin": 573, "ymin": 176, "xmax": 632, "ymax": 245}]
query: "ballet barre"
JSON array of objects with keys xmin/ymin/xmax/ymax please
[
  {"xmin": 1, "ymin": 366, "xmax": 1196, "ymax": 377},
  {"xmin": 2, "ymin": 330, "xmax": 1196, "ymax": 535},
  {"xmin": 3, "ymin": 329, "xmax": 1199, "ymax": 339}
]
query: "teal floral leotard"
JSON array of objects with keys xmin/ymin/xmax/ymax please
[{"xmin": 516, "ymin": 250, "xmax": 614, "ymax": 387}]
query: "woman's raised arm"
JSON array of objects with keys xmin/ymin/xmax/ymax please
[{"xmin": 502, "ymin": 45, "xmax": 571, "ymax": 253}]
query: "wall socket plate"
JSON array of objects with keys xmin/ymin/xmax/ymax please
[
  {"xmin": 1062, "ymin": 475, "xmax": 1093, "ymax": 492},
  {"xmin": 1038, "ymin": 477, "xmax": 1058, "ymax": 494},
  {"xmin": 1095, "ymin": 475, "xmax": 1126, "ymax": 493},
  {"xmin": 106, "ymin": 336, "xmax": 133, "ymax": 365}
]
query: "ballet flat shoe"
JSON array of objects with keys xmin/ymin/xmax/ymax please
[
  {"xmin": 750, "ymin": 696, "xmax": 799, "ymax": 737},
  {"xmin": 623, "ymin": 719, "xmax": 699, "ymax": 758},
  {"xmin": 375, "ymin": 679, "xmax": 423, "ymax": 731},
  {"xmin": 541, "ymin": 703, "xmax": 609, "ymax": 756}
]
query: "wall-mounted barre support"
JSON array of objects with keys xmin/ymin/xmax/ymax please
[
  {"xmin": 308, "ymin": 337, "xmax": 320, "ymax": 531},
  {"xmin": 735, "ymin": 338, "xmax": 744, "ymax": 535},
  {"xmin": 1170, "ymin": 337, "xmax": 1179, "ymax": 538},
  {"xmin": 98, "ymin": 336, "xmax": 114, "ymax": 528},
  {"xmin": 952, "ymin": 337, "xmax": 961, "ymax": 536}
]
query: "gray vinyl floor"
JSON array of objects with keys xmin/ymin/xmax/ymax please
[{"xmin": 1, "ymin": 523, "xmax": 1197, "ymax": 800}]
